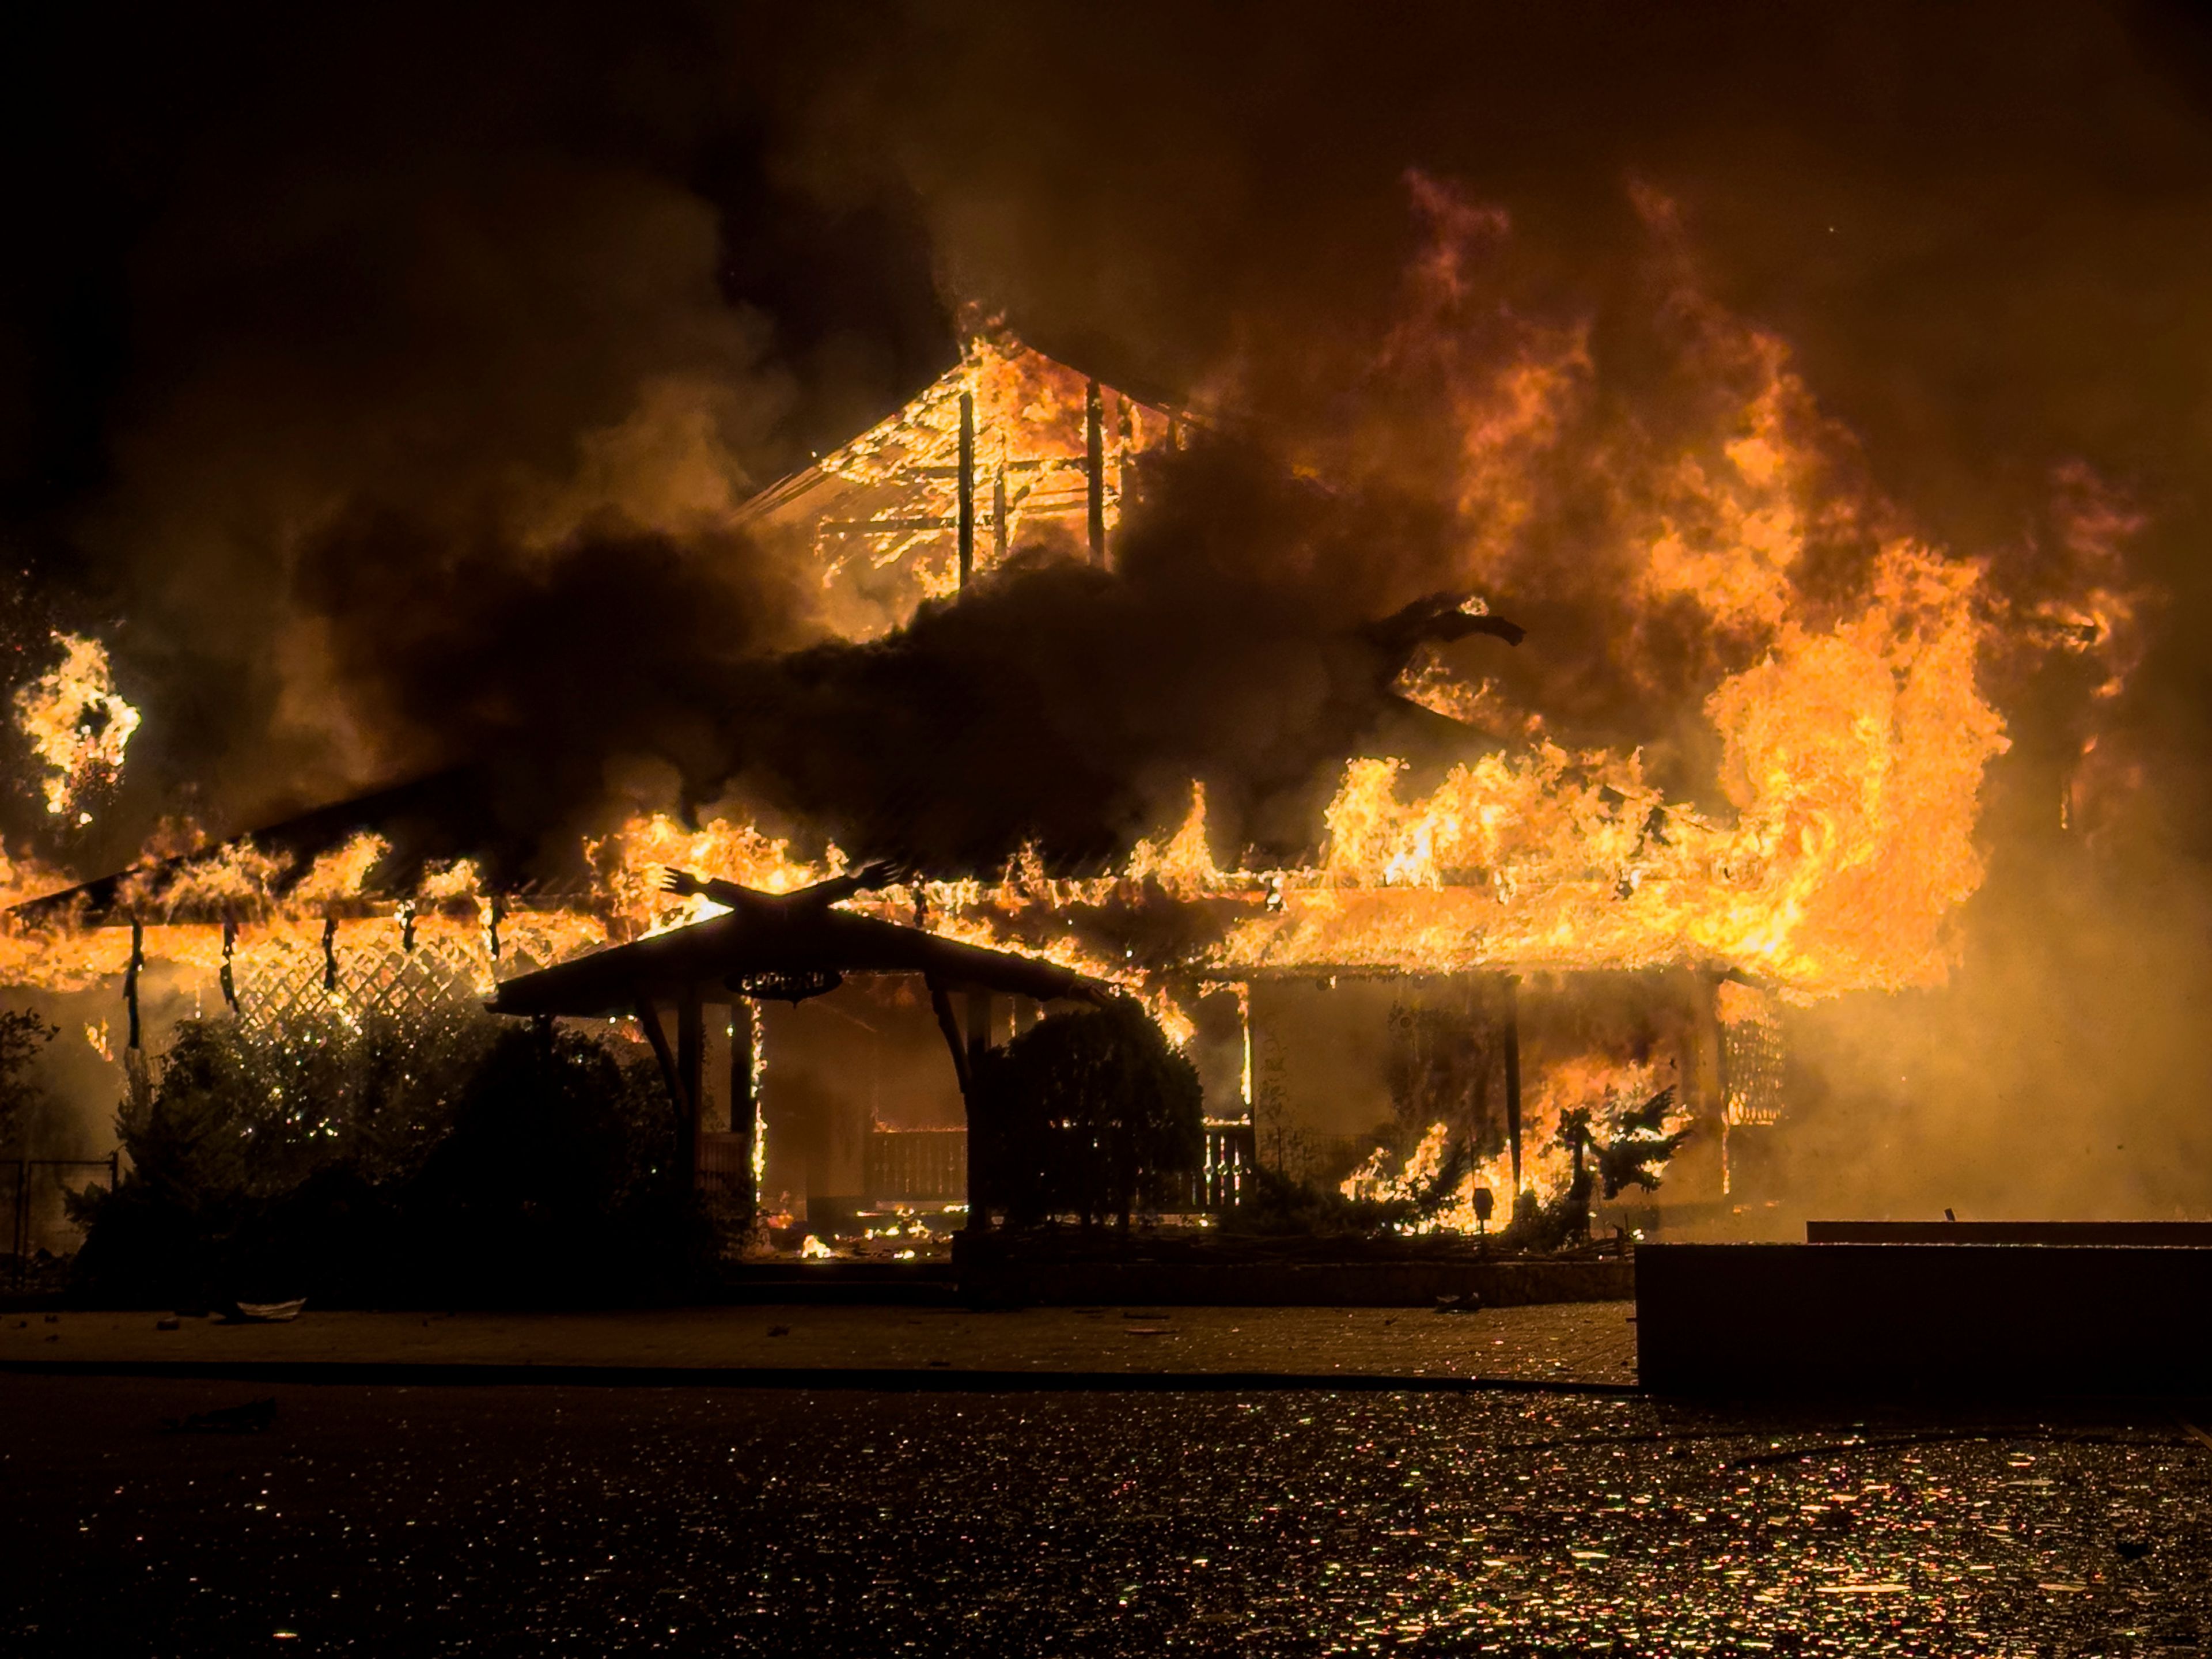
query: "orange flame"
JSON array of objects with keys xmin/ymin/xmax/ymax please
[{"xmin": 13, "ymin": 633, "xmax": 141, "ymax": 824}]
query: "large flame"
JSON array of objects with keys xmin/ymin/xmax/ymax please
[
  {"xmin": 1215, "ymin": 546, "xmax": 2006, "ymax": 994},
  {"xmin": 13, "ymin": 632, "xmax": 141, "ymax": 824}
]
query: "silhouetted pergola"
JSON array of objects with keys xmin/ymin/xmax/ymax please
[{"xmin": 486, "ymin": 880, "xmax": 1105, "ymax": 1222}]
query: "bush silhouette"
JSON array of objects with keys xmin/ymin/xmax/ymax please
[
  {"xmin": 972, "ymin": 998, "xmax": 1203, "ymax": 1229},
  {"xmin": 71, "ymin": 1010, "xmax": 707, "ymax": 1308}
]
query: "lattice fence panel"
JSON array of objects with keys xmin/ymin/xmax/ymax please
[
  {"xmin": 1719, "ymin": 982, "xmax": 1788, "ymax": 1127},
  {"xmin": 234, "ymin": 931, "xmax": 494, "ymax": 1036}
]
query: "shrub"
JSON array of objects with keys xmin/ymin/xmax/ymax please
[
  {"xmin": 971, "ymin": 998, "xmax": 1203, "ymax": 1228},
  {"xmin": 69, "ymin": 1010, "xmax": 709, "ymax": 1308},
  {"xmin": 0, "ymin": 1006, "xmax": 54, "ymax": 1154}
]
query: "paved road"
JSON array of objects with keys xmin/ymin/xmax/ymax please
[
  {"xmin": 4, "ymin": 1373, "xmax": 2207, "ymax": 1655},
  {"xmin": 0, "ymin": 1302, "xmax": 1640, "ymax": 1387}
]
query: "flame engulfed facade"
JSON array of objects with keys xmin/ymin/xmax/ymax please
[{"xmin": 0, "ymin": 285, "xmax": 2133, "ymax": 1237}]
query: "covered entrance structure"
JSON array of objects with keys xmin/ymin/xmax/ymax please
[{"xmin": 486, "ymin": 868, "xmax": 1106, "ymax": 1233}]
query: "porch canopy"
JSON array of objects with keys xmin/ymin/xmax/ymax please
[
  {"xmin": 484, "ymin": 877, "xmax": 1107, "ymax": 1222},
  {"xmin": 487, "ymin": 897, "xmax": 1095, "ymax": 1018}
]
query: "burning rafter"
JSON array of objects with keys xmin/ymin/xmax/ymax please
[{"xmin": 737, "ymin": 332, "xmax": 1183, "ymax": 637}]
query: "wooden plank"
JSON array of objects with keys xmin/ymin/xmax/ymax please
[
  {"xmin": 1085, "ymin": 378, "xmax": 1105, "ymax": 564},
  {"xmin": 957, "ymin": 391, "xmax": 975, "ymax": 588}
]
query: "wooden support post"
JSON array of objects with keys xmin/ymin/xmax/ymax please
[
  {"xmin": 957, "ymin": 391, "xmax": 976, "ymax": 589},
  {"xmin": 1503, "ymin": 975, "xmax": 1524, "ymax": 1216},
  {"xmin": 1237, "ymin": 981, "xmax": 1253, "ymax": 1119},
  {"xmin": 730, "ymin": 997, "xmax": 759, "ymax": 1230},
  {"xmin": 636, "ymin": 996, "xmax": 678, "ymax": 1089},
  {"xmin": 123, "ymin": 920, "xmax": 145, "ymax": 1051},
  {"xmin": 965, "ymin": 987, "xmax": 995, "ymax": 1080},
  {"xmin": 926, "ymin": 976, "xmax": 986, "ymax": 1230},
  {"xmin": 993, "ymin": 466, "xmax": 1008, "ymax": 562},
  {"xmin": 1085, "ymin": 378, "xmax": 1105, "ymax": 565},
  {"xmin": 676, "ymin": 983, "xmax": 704, "ymax": 1198}
]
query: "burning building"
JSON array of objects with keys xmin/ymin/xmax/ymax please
[{"xmin": 0, "ymin": 308, "xmax": 2085, "ymax": 1251}]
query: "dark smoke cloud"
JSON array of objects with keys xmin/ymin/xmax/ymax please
[
  {"xmin": 287, "ymin": 439, "xmax": 1510, "ymax": 876},
  {"xmin": 0, "ymin": 1, "xmax": 951, "ymax": 862}
]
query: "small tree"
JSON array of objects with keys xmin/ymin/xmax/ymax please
[
  {"xmin": 0, "ymin": 1007, "xmax": 54, "ymax": 1154},
  {"xmin": 975, "ymin": 998, "xmax": 1203, "ymax": 1229},
  {"xmin": 1590, "ymin": 1085, "xmax": 1692, "ymax": 1204}
]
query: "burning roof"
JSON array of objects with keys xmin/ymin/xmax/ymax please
[
  {"xmin": 0, "ymin": 281, "xmax": 2118, "ymax": 1030},
  {"xmin": 736, "ymin": 333, "xmax": 1181, "ymax": 638}
]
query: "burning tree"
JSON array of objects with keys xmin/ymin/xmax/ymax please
[{"xmin": 1504, "ymin": 1085, "xmax": 1694, "ymax": 1251}]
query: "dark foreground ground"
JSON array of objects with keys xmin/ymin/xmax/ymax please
[{"xmin": 3, "ymin": 1376, "xmax": 2208, "ymax": 1656}]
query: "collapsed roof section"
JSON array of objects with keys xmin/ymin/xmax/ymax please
[{"xmin": 7, "ymin": 769, "xmax": 510, "ymax": 931}]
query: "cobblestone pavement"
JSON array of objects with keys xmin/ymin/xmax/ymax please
[
  {"xmin": 0, "ymin": 1302, "xmax": 1640, "ymax": 1385},
  {"xmin": 4, "ymin": 1374, "xmax": 2208, "ymax": 1656}
]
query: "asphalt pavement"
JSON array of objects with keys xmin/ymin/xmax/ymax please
[
  {"xmin": 0, "ymin": 1301, "xmax": 1641, "ymax": 1389},
  {"xmin": 3, "ymin": 1371, "xmax": 2207, "ymax": 1655}
]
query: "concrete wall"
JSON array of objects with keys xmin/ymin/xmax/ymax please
[{"xmin": 1638, "ymin": 1241, "xmax": 2212, "ymax": 1395}]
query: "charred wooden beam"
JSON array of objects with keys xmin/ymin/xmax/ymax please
[
  {"xmin": 926, "ymin": 974, "xmax": 988, "ymax": 1231},
  {"xmin": 219, "ymin": 918, "xmax": 238, "ymax": 1013},
  {"xmin": 993, "ymin": 465, "xmax": 1008, "ymax": 563},
  {"xmin": 927, "ymin": 975, "xmax": 972, "ymax": 1096},
  {"xmin": 123, "ymin": 919, "xmax": 145, "ymax": 1051},
  {"xmin": 1085, "ymin": 378, "xmax": 1105, "ymax": 565},
  {"xmin": 957, "ymin": 390, "xmax": 976, "ymax": 589},
  {"xmin": 635, "ymin": 994, "xmax": 685, "ymax": 1120},
  {"xmin": 965, "ymin": 987, "xmax": 995, "ymax": 1080}
]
